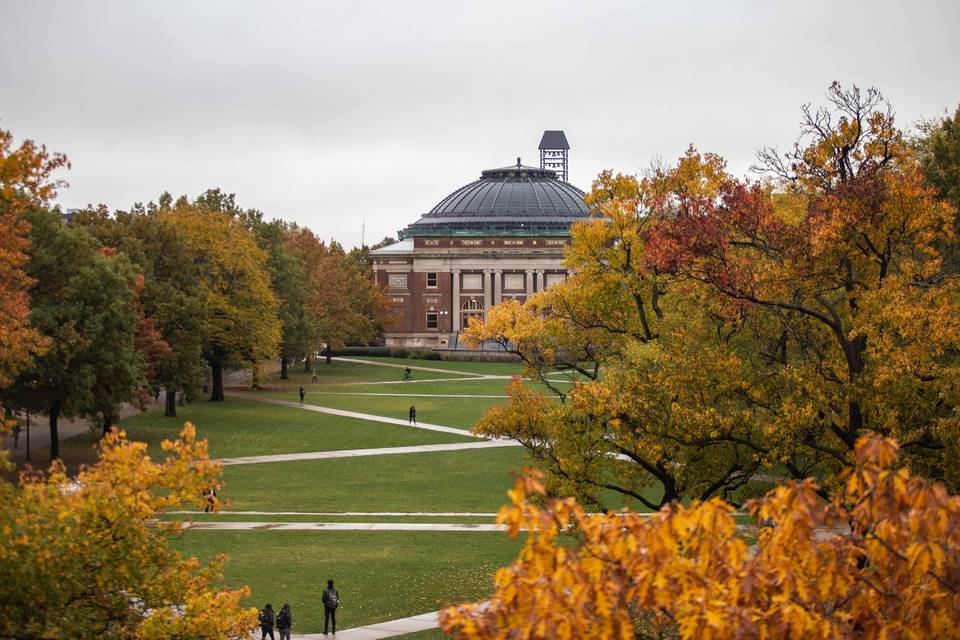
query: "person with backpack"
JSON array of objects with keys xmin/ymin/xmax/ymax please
[
  {"xmin": 276, "ymin": 603, "xmax": 292, "ymax": 640},
  {"xmin": 322, "ymin": 579, "xmax": 339, "ymax": 635},
  {"xmin": 258, "ymin": 603, "xmax": 275, "ymax": 640},
  {"xmin": 298, "ymin": 386, "xmax": 305, "ymax": 405},
  {"xmin": 408, "ymin": 405, "xmax": 416, "ymax": 425},
  {"xmin": 203, "ymin": 485, "xmax": 217, "ymax": 513}
]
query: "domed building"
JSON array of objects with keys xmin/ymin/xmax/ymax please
[{"xmin": 370, "ymin": 131, "xmax": 589, "ymax": 349}]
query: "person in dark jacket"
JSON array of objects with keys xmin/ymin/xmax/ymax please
[
  {"xmin": 298, "ymin": 386, "xmax": 306, "ymax": 404},
  {"xmin": 408, "ymin": 405, "xmax": 416, "ymax": 425},
  {"xmin": 259, "ymin": 603, "xmax": 275, "ymax": 640},
  {"xmin": 276, "ymin": 603, "xmax": 292, "ymax": 640},
  {"xmin": 322, "ymin": 579, "xmax": 339, "ymax": 634}
]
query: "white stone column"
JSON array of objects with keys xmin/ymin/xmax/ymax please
[
  {"xmin": 451, "ymin": 270, "xmax": 460, "ymax": 331},
  {"xmin": 525, "ymin": 269, "xmax": 534, "ymax": 298},
  {"xmin": 493, "ymin": 269, "xmax": 502, "ymax": 305},
  {"xmin": 483, "ymin": 270, "xmax": 492, "ymax": 314},
  {"xmin": 534, "ymin": 270, "xmax": 544, "ymax": 292}
]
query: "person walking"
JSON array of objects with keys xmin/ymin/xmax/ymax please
[
  {"xmin": 403, "ymin": 366, "xmax": 412, "ymax": 380},
  {"xmin": 12, "ymin": 421, "xmax": 20, "ymax": 448},
  {"xmin": 259, "ymin": 603, "xmax": 276, "ymax": 640},
  {"xmin": 298, "ymin": 386, "xmax": 305, "ymax": 405},
  {"xmin": 408, "ymin": 405, "xmax": 416, "ymax": 425},
  {"xmin": 276, "ymin": 603, "xmax": 292, "ymax": 640},
  {"xmin": 203, "ymin": 485, "xmax": 217, "ymax": 513},
  {"xmin": 322, "ymin": 579, "xmax": 339, "ymax": 635}
]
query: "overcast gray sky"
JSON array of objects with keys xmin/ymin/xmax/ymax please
[{"xmin": 2, "ymin": 0, "xmax": 958, "ymax": 248}]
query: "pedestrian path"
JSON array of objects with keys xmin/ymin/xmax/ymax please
[
  {"xmin": 226, "ymin": 392, "xmax": 476, "ymax": 437},
  {"xmin": 311, "ymin": 391, "xmax": 508, "ymax": 398},
  {"xmin": 184, "ymin": 521, "xmax": 506, "ymax": 532},
  {"xmin": 334, "ymin": 357, "xmax": 492, "ymax": 378},
  {"xmin": 292, "ymin": 610, "xmax": 439, "ymax": 639},
  {"xmin": 171, "ymin": 510, "xmax": 499, "ymax": 517},
  {"xmin": 217, "ymin": 439, "xmax": 520, "ymax": 466},
  {"xmin": 336, "ymin": 376, "xmax": 494, "ymax": 387}
]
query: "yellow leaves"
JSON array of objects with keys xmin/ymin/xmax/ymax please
[
  {"xmin": 441, "ymin": 434, "xmax": 960, "ymax": 639},
  {"xmin": 0, "ymin": 423, "xmax": 255, "ymax": 639}
]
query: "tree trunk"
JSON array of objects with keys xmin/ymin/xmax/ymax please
[
  {"xmin": 49, "ymin": 405, "xmax": 60, "ymax": 461},
  {"xmin": 165, "ymin": 390, "xmax": 178, "ymax": 417},
  {"xmin": 210, "ymin": 362, "xmax": 224, "ymax": 401},
  {"xmin": 280, "ymin": 355, "xmax": 289, "ymax": 380},
  {"xmin": 101, "ymin": 414, "xmax": 116, "ymax": 439},
  {"xmin": 304, "ymin": 355, "xmax": 312, "ymax": 373}
]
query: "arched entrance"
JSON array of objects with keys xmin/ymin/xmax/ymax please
[{"xmin": 461, "ymin": 299, "xmax": 484, "ymax": 329}]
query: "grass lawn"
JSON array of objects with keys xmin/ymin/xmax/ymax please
[
  {"xmin": 38, "ymin": 398, "xmax": 478, "ymax": 470},
  {"xmin": 254, "ymin": 391, "xmax": 505, "ymax": 429},
  {"xmin": 220, "ymin": 447, "xmax": 527, "ymax": 512},
  {"xmin": 172, "ymin": 530, "xmax": 524, "ymax": 633}
]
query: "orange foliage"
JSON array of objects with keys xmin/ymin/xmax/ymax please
[
  {"xmin": 0, "ymin": 127, "xmax": 65, "ymax": 386},
  {"xmin": 441, "ymin": 435, "xmax": 960, "ymax": 639}
]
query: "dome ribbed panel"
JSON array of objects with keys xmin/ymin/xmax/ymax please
[{"xmin": 401, "ymin": 162, "xmax": 591, "ymax": 237}]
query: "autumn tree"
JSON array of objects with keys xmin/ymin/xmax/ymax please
[
  {"xmin": 3, "ymin": 209, "xmax": 143, "ymax": 460},
  {"xmin": 0, "ymin": 423, "xmax": 257, "ymax": 639},
  {"xmin": 0, "ymin": 126, "xmax": 62, "ymax": 387},
  {"xmin": 286, "ymin": 230, "xmax": 388, "ymax": 367},
  {"xmin": 466, "ymin": 84, "xmax": 960, "ymax": 508},
  {"xmin": 441, "ymin": 434, "xmax": 960, "ymax": 639},
  {"xmin": 158, "ymin": 198, "xmax": 281, "ymax": 401},
  {"xmin": 313, "ymin": 241, "xmax": 388, "ymax": 364}
]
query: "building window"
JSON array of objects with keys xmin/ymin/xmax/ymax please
[
  {"xmin": 426, "ymin": 272, "xmax": 438, "ymax": 287},
  {"xmin": 426, "ymin": 312, "xmax": 439, "ymax": 330},
  {"xmin": 388, "ymin": 274, "xmax": 407, "ymax": 289}
]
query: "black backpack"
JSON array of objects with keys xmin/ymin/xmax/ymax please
[
  {"xmin": 326, "ymin": 589, "xmax": 339, "ymax": 609},
  {"xmin": 259, "ymin": 609, "xmax": 274, "ymax": 627}
]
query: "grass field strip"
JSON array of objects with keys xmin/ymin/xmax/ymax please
[
  {"xmin": 217, "ymin": 439, "xmax": 521, "ymax": 466},
  {"xmin": 225, "ymin": 392, "xmax": 478, "ymax": 436}
]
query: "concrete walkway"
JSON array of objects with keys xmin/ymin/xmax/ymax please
[
  {"xmin": 333, "ymin": 357, "xmax": 492, "ymax": 378},
  {"xmin": 171, "ymin": 510, "xmax": 499, "ymax": 517},
  {"xmin": 226, "ymin": 392, "xmax": 477, "ymax": 437},
  {"xmin": 1, "ymin": 402, "xmax": 142, "ymax": 462},
  {"xmin": 217, "ymin": 439, "xmax": 520, "ymax": 466},
  {"xmin": 184, "ymin": 521, "xmax": 506, "ymax": 532},
  {"xmin": 335, "ymin": 376, "xmax": 494, "ymax": 387},
  {"xmin": 292, "ymin": 610, "xmax": 439, "ymax": 639},
  {"xmin": 310, "ymin": 392, "xmax": 508, "ymax": 398}
]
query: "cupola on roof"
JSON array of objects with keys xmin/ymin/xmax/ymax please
[{"xmin": 399, "ymin": 157, "xmax": 590, "ymax": 238}]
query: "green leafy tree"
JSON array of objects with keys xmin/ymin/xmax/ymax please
[
  {"xmin": 4, "ymin": 209, "xmax": 142, "ymax": 460},
  {"xmin": 240, "ymin": 214, "xmax": 316, "ymax": 381},
  {"xmin": 72, "ymin": 204, "xmax": 206, "ymax": 418}
]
